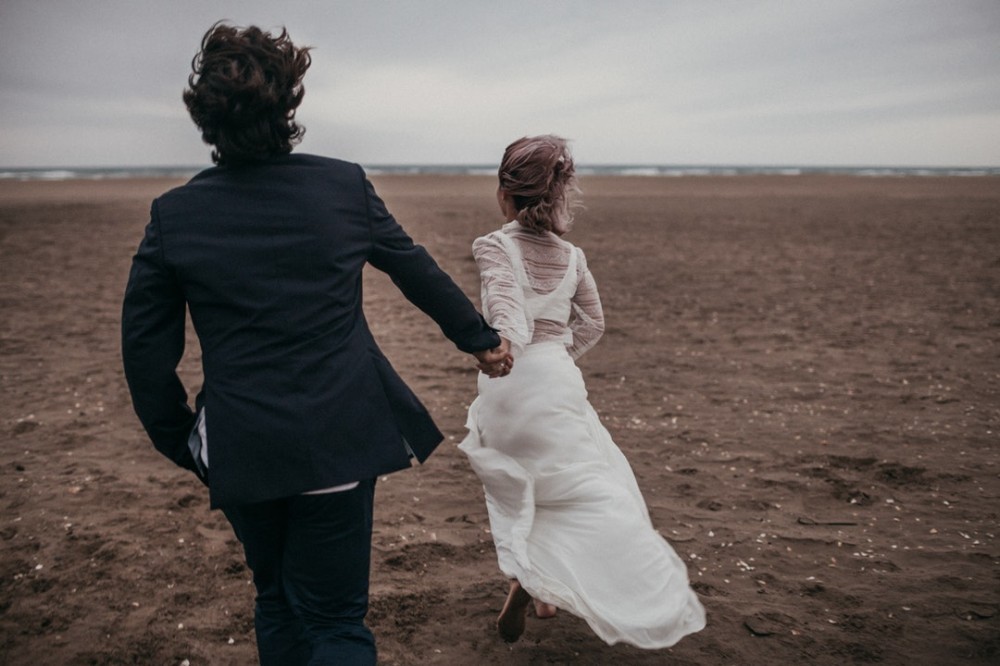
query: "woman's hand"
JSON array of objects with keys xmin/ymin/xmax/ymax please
[{"xmin": 474, "ymin": 338, "xmax": 513, "ymax": 378}]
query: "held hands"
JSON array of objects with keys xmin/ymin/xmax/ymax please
[{"xmin": 474, "ymin": 338, "xmax": 514, "ymax": 378}]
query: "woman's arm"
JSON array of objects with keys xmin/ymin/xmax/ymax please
[
  {"xmin": 472, "ymin": 234, "xmax": 531, "ymax": 357},
  {"xmin": 568, "ymin": 247, "xmax": 605, "ymax": 360}
]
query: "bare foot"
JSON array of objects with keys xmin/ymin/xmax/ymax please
[
  {"xmin": 497, "ymin": 581, "xmax": 532, "ymax": 643},
  {"xmin": 533, "ymin": 599, "xmax": 557, "ymax": 619}
]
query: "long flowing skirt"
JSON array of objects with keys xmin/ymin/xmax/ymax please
[{"xmin": 459, "ymin": 342, "xmax": 706, "ymax": 648}]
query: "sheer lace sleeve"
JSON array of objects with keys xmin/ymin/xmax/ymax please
[
  {"xmin": 568, "ymin": 247, "xmax": 605, "ymax": 360},
  {"xmin": 472, "ymin": 233, "xmax": 532, "ymax": 357}
]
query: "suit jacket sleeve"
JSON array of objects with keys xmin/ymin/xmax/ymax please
[
  {"xmin": 121, "ymin": 200, "xmax": 201, "ymax": 476},
  {"xmin": 363, "ymin": 171, "xmax": 501, "ymax": 353}
]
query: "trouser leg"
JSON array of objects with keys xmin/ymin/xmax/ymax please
[
  {"xmin": 223, "ymin": 479, "xmax": 377, "ymax": 666},
  {"xmin": 284, "ymin": 479, "xmax": 377, "ymax": 665},
  {"xmin": 223, "ymin": 498, "xmax": 311, "ymax": 666}
]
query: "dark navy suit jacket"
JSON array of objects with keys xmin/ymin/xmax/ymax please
[{"xmin": 121, "ymin": 154, "xmax": 499, "ymax": 507}]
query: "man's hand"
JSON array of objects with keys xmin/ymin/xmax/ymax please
[{"xmin": 474, "ymin": 338, "xmax": 513, "ymax": 378}]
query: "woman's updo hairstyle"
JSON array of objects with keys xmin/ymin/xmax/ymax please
[
  {"xmin": 183, "ymin": 22, "xmax": 312, "ymax": 166},
  {"xmin": 498, "ymin": 135, "xmax": 580, "ymax": 235}
]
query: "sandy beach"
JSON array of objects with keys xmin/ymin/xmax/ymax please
[{"xmin": 1, "ymin": 173, "xmax": 998, "ymax": 665}]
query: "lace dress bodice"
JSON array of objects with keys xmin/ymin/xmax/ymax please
[{"xmin": 472, "ymin": 221, "xmax": 605, "ymax": 359}]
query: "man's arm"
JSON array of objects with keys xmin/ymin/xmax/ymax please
[
  {"xmin": 121, "ymin": 201, "xmax": 200, "ymax": 475},
  {"xmin": 362, "ymin": 172, "xmax": 501, "ymax": 354}
]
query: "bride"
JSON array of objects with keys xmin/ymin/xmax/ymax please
[{"xmin": 461, "ymin": 135, "xmax": 706, "ymax": 647}]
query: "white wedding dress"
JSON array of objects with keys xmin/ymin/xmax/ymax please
[{"xmin": 460, "ymin": 222, "xmax": 706, "ymax": 648}]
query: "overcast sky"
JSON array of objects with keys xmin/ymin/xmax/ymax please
[{"xmin": 1, "ymin": 0, "xmax": 998, "ymax": 168}]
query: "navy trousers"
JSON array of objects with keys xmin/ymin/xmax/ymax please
[{"xmin": 222, "ymin": 479, "xmax": 377, "ymax": 665}]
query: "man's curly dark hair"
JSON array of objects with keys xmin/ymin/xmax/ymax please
[{"xmin": 183, "ymin": 22, "xmax": 312, "ymax": 166}]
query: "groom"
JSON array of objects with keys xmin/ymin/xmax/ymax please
[{"xmin": 121, "ymin": 22, "xmax": 509, "ymax": 665}]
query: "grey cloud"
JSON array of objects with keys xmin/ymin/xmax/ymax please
[{"xmin": 0, "ymin": 0, "xmax": 997, "ymax": 167}]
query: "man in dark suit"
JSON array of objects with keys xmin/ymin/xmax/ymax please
[{"xmin": 121, "ymin": 23, "xmax": 510, "ymax": 665}]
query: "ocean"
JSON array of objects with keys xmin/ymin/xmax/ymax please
[{"xmin": 1, "ymin": 164, "xmax": 998, "ymax": 181}]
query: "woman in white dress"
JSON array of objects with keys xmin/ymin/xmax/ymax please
[{"xmin": 461, "ymin": 135, "xmax": 706, "ymax": 647}]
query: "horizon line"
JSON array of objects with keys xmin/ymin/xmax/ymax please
[{"xmin": 2, "ymin": 161, "xmax": 999, "ymax": 172}]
